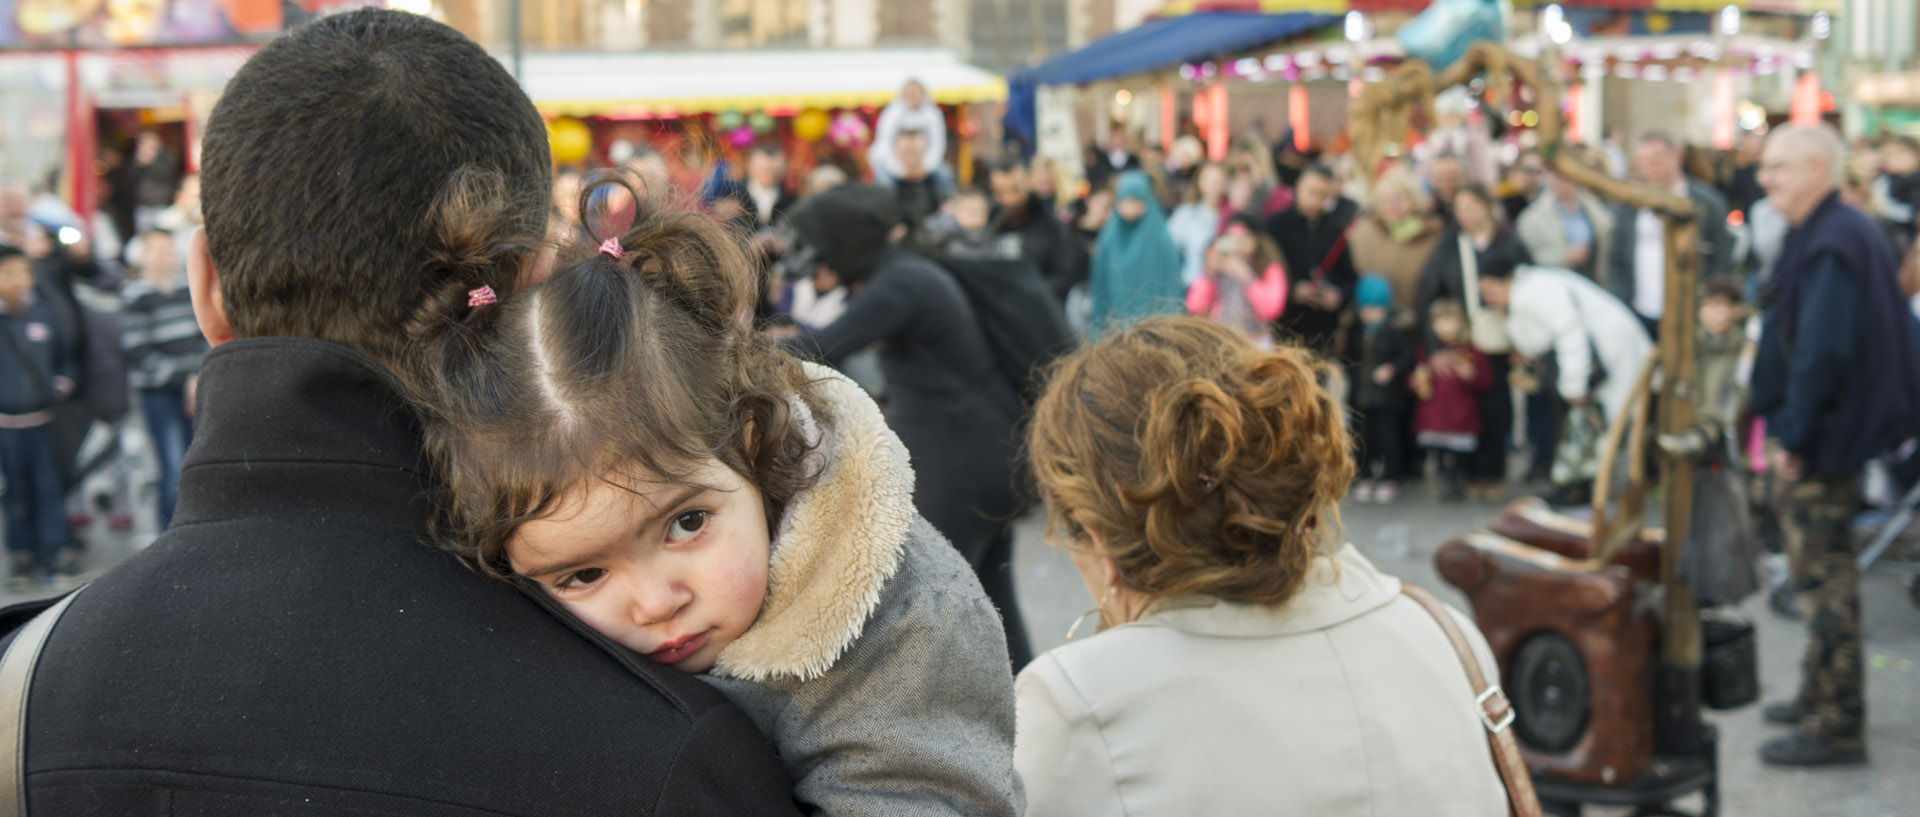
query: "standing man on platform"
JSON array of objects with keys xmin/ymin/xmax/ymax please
[{"xmin": 1750, "ymin": 125, "xmax": 1920, "ymax": 767}]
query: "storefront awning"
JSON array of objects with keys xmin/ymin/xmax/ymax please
[
  {"xmin": 514, "ymin": 49, "xmax": 1006, "ymax": 118},
  {"xmin": 1013, "ymin": 10, "xmax": 1336, "ymax": 88},
  {"xmin": 1509, "ymin": 0, "xmax": 1841, "ymax": 11}
]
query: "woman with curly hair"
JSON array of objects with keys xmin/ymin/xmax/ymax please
[{"xmin": 1017, "ymin": 316, "xmax": 1511, "ymax": 815}]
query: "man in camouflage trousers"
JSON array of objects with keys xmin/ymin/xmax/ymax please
[{"xmin": 1750, "ymin": 126, "xmax": 1920, "ymax": 766}]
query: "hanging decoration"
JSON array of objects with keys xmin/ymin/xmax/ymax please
[
  {"xmin": 749, "ymin": 111, "xmax": 776, "ymax": 135},
  {"xmin": 547, "ymin": 117, "xmax": 593, "ymax": 165},
  {"xmin": 715, "ymin": 110, "xmax": 746, "ymax": 131},
  {"xmin": 828, "ymin": 111, "xmax": 871, "ymax": 150},
  {"xmin": 793, "ymin": 109, "xmax": 832, "ymax": 142}
]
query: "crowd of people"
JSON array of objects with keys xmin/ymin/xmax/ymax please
[{"xmin": 1, "ymin": 9, "xmax": 1918, "ymax": 817}]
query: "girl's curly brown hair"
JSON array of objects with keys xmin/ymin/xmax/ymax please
[
  {"xmin": 1026, "ymin": 316, "xmax": 1354, "ymax": 606},
  {"xmin": 404, "ymin": 167, "xmax": 823, "ymax": 576}
]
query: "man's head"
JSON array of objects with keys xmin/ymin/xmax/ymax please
[
  {"xmin": 1633, "ymin": 131, "xmax": 1683, "ymax": 189},
  {"xmin": 195, "ymin": 8, "xmax": 551, "ymax": 369},
  {"xmin": 1880, "ymin": 136, "xmax": 1920, "ymax": 177},
  {"xmin": 895, "ymin": 128, "xmax": 928, "ymax": 178},
  {"xmin": 1427, "ymin": 154, "xmax": 1466, "ymax": 207},
  {"xmin": 1759, "ymin": 125, "xmax": 1845, "ymax": 226},
  {"xmin": 1513, "ymin": 151, "xmax": 1547, "ymax": 197},
  {"xmin": 1476, "ymin": 257, "xmax": 1517, "ymax": 310},
  {"xmin": 1293, "ymin": 163, "xmax": 1337, "ymax": 219},
  {"xmin": 1546, "ymin": 170, "xmax": 1580, "ymax": 204},
  {"xmin": 987, "ymin": 156, "xmax": 1030, "ymax": 213},
  {"xmin": 139, "ymin": 229, "xmax": 178, "ymax": 289},
  {"xmin": 0, "ymin": 245, "xmax": 28, "ymax": 311},
  {"xmin": 746, "ymin": 145, "xmax": 784, "ymax": 188},
  {"xmin": 135, "ymin": 130, "xmax": 163, "ymax": 164},
  {"xmin": 1699, "ymin": 278, "xmax": 1746, "ymax": 336}
]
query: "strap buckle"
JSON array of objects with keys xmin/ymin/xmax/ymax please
[{"xmin": 1476, "ymin": 685, "xmax": 1516, "ymax": 734}]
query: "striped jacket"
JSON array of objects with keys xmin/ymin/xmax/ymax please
[{"xmin": 121, "ymin": 279, "xmax": 208, "ymax": 391}]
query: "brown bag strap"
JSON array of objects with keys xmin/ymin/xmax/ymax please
[{"xmin": 1401, "ymin": 582, "xmax": 1543, "ymax": 817}]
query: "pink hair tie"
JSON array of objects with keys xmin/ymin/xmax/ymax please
[
  {"xmin": 467, "ymin": 285, "xmax": 498, "ymax": 308},
  {"xmin": 599, "ymin": 237, "xmax": 625, "ymax": 260}
]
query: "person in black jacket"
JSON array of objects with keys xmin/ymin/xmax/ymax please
[
  {"xmin": 782, "ymin": 183, "xmax": 1032, "ymax": 670},
  {"xmin": 988, "ymin": 156, "xmax": 1087, "ymax": 302},
  {"xmin": 7, "ymin": 11, "xmax": 802, "ymax": 816},
  {"xmin": 1345, "ymin": 274, "xmax": 1415, "ymax": 503},
  {"xmin": 1265, "ymin": 162, "xmax": 1357, "ymax": 354}
]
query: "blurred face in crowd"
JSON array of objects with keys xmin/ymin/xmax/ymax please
[
  {"xmin": 627, "ymin": 153, "xmax": 670, "ymax": 197},
  {"xmin": 0, "ymin": 255, "xmax": 32, "ymax": 311},
  {"xmin": 1375, "ymin": 186, "xmax": 1413, "ymax": 223},
  {"xmin": 1195, "ymin": 164, "xmax": 1227, "ymax": 207},
  {"xmin": 1514, "ymin": 154, "xmax": 1546, "ymax": 196},
  {"xmin": 1029, "ymin": 160, "xmax": 1057, "ymax": 198},
  {"xmin": 953, "ymin": 195, "xmax": 991, "ymax": 233},
  {"xmin": 1453, "ymin": 190, "xmax": 1493, "ymax": 236},
  {"xmin": 1428, "ymin": 158, "xmax": 1465, "ymax": 206},
  {"xmin": 746, "ymin": 150, "xmax": 782, "ymax": 188},
  {"xmin": 1759, "ymin": 130, "xmax": 1838, "ymax": 226},
  {"xmin": 1699, "ymin": 295, "xmax": 1742, "ymax": 336},
  {"xmin": 901, "ymin": 81, "xmax": 927, "ymax": 109},
  {"xmin": 1547, "ymin": 171, "xmax": 1580, "ymax": 205},
  {"xmin": 136, "ymin": 131, "xmax": 162, "ymax": 164},
  {"xmin": 1116, "ymin": 194, "xmax": 1147, "ymax": 223},
  {"xmin": 1108, "ymin": 130, "xmax": 1129, "ymax": 154},
  {"xmin": 896, "ymin": 131, "xmax": 928, "ymax": 177},
  {"xmin": 1478, "ymin": 276, "xmax": 1511, "ymax": 310},
  {"xmin": 1294, "ymin": 171, "xmax": 1334, "ymax": 219},
  {"xmin": 1880, "ymin": 141, "xmax": 1919, "ymax": 176},
  {"xmin": 989, "ymin": 166, "xmax": 1030, "ymax": 212},
  {"xmin": 1634, "ymin": 139, "xmax": 1682, "ymax": 189},
  {"xmin": 1431, "ymin": 311, "xmax": 1467, "ymax": 346},
  {"xmin": 1359, "ymin": 305, "xmax": 1388, "ymax": 326},
  {"xmin": 141, "ymin": 232, "xmax": 178, "ymax": 289},
  {"xmin": 0, "ymin": 182, "xmax": 26, "ymax": 227}
]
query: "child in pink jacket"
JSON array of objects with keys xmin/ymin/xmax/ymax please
[{"xmin": 1187, "ymin": 217, "xmax": 1287, "ymax": 347}]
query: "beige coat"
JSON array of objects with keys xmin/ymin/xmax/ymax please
[
  {"xmin": 1014, "ymin": 544, "xmax": 1509, "ymax": 817},
  {"xmin": 1348, "ymin": 213, "xmax": 1445, "ymax": 328}
]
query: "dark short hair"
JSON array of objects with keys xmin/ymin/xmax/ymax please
[
  {"xmin": 986, "ymin": 156, "xmax": 1028, "ymax": 177},
  {"xmin": 1638, "ymin": 130, "xmax": 1678, "ymax": 152},
  {"xmin": 951, "ymin": 187, "xmax": 990, "ymax": 204},
  {"xmin": 749, "ymin": 144, "xmax": 783, "ymax": 159},
  {"xmin": 0, "ymin": 244, "xmax": 22, "ymax": 266},
  {"xmin": 1702, "ymin": 278, "xmax": 1745, "ymax": 305},
  {"xmin": 1297, "ymin": 162, "xmax": 1335, "ymax": 183},
  {"xmin": 201, "ymin": 8, "xmax": 550, "ymax": 370}
]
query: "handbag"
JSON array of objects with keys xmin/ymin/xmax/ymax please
[
  {"xmin": 0, "ymin": 587, "xmax": 85, "ymax": 817},
  {"xmin": 1457, "ymin": 234, "xmax": 1512, "ymax": 354},
  {"xmin": 1401, "ymin": 583, "xmax": 1544, "ymax": 817}
]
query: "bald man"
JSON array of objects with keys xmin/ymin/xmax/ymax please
[{"xmin": 1749, "ymin": 125, "xmax": 1920, "ymax": 766}]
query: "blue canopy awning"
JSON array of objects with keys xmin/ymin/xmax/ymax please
[
  {"xmin": 1015, "ymin": 11, "xmax": 1336, "ymax": 87},
  {"xmin": 1005, "ymin": 11, "xmax": 1337, "ymax": 147}
]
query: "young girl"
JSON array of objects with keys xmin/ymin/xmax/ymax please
[
  {"xmin": 1412, "ymin": 299, "xmax": 1492, "ymax": 502},
  {"xmin": 409, "ymin": 172, "xmax": 1021, "ymax": 817},
  {"xmin": 1186, "ymin": 215, "xmax": 1287, "ymax": 347}
]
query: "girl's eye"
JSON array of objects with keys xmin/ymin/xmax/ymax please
[
  {"xmin": 667, "ymin": 510, "xmax": 709, "ymax": 541},
  {"xmin": 556, "ymin": 567, "xmax": 606, "ymax": 590}
]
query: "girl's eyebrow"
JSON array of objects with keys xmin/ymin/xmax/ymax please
[{"xmin": 517, "ymin": 484, "xmax": 707, "ymax": 580}]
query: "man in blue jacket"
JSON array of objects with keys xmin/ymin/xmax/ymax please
[{"xmin": 1750, "ymin": 125, "xmax": 1920, "ymax": 767}]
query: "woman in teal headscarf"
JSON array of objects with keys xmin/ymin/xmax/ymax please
[{"xmin": 1089, "ymin": 171, "xmax": 1185, "ymax": 339}]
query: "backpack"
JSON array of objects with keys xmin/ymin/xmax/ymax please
[{"xmin": 932, "ymin": 255, "xmax": 1077, "ymax": 405}]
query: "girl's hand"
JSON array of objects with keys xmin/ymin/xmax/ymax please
[
  {"xmin": 1221, "ymin": 256, "xmax": 1254, "ymax": 283},
  {"xmin": 1447, "ymin": 356, "xmax": 1476, "ymax": 379},
  {"xmin": 1371, "ymin": 364, "xmax": 1395, "ymax": 386}
]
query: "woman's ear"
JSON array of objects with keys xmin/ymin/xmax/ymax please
[
  {"xmin": 1081, "ymin": 529, "xmax": 1124, "ymax": 590},
  {"xmin": 185, "ymin": 227, "xmax": 233, "ymax": 347}
]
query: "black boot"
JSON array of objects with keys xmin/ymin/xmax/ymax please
[
  {"xmin": 1759, "ymin": 731, "xmax": 1866, "ymax": 766},
  {"xmin": 1762, "ymin": 698, "xmax": 1807, "ymax": 726}
]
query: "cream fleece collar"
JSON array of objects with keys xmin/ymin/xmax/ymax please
[{"xmin": 711, "ymin": 362, "xmax": 918, "ymax": 682}]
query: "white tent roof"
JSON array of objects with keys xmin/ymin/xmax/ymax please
[{"xmin": 511, "ymin": 48, "xmax": 1006, "ymax": 117}]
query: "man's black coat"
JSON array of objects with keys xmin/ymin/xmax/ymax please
[{"xmin": 14, "ymin": 338, "xmax": 802, "ymax": 816}]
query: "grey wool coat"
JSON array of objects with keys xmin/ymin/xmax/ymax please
[{"xmin": 703, "ymin": 363, "xmax": 1023, "ymax": 817}]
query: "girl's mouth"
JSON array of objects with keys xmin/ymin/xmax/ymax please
[{"xmin": 646, "ymin": 630, "xmax": 710, "ymax": 665}]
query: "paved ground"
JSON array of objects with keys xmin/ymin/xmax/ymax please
[
  {"xmin": 11, "ymin": 442, "xmax": 1916, "ymax": 816},
  {"xmin": 1012, "ymin": 483, "xmax": 1920, "ymax": 817}
]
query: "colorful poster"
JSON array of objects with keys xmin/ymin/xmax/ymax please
[{"xmin": 1, "ymin": 0, "xmax": 374, "ymax": 49}]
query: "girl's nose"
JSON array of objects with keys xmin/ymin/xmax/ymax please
[{"xmin": 627, "ymin": 572, "xmax": 691, "ymax": 626}]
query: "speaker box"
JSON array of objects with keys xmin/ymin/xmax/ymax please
[
  {"xmin": 1436, "ymin": 532, "xmax": 1661, "ymax": 786},
  {"xmin": 1489, "ymin": 497, "xmax": 1664, "ymax": 582}
]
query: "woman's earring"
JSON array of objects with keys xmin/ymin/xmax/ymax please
[{"xmin": 1065, "ymin": 587, "xmax": 1119, "ymax": 642}]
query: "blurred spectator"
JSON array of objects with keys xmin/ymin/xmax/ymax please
[
  {"xmin": 1870, "ymin": 136, "xmax": 1920, "ymax": 248},
  {"xmin": 1086, "ymin": 129, "xmax": 1140, "ymax": 193},
  {"xmin": 940, "ymin": 189, "xmax": 1021, "ymax": 261},
  {"xmin": 869, "ymin": 79, "xmax": 948, "ymax": 189},
  {"xmin": 624, "ymin": 146, "xmax": 672, "ymax": 198},
  {"xmin": 1228, "ymin": 136, "xmax": 1292, "ymax": 218},
  {"xmin": 988, "ymin": 157, "xmax": 1086, "ymax": 302},
  {"xmin": 120, "ymin": 229, "xmax": 208, "ymax": 531},
  {"xmin": 1265, "ymin": 163, "xmax": 1356, "ymax": 355},
  {"xmin": 1750, "ymin": 125, "xmax": 1920, "ymax": 766},
  {"xmin": 1028, "ymin": 155, "xmax": 1065, "ymax": 213},
  {"xmin": 1167, "ymin": 162, "xmax": 1227, "ymax": 285},
  {"xmin": 1498, "ymin": 151, "xmax": 1545, "ymax": 223},
  {"xmin": 1346, "ymin": 274, "xmax": 1415, "ymax": 503},
  {"xmin": 153, "ymin": 174, "xmax": 204, "ymax": 261},
  {"xmin": 129, "ymin": 130, "xmax": 180, "ymax": 234},
  {"xmin": 1019, "ymin": 316, "xmax": 1510, "ymax": 816},
  {"xmin": 1088, "ymin": 172, "xmax": 1183, "ymax": 339},
  {"xmin": 1607, "ymin": 132, "xmax": 1735, "ymax": 335},
  {"xmin": 1185, "ymin": 215, "xmax": 1286, "ymax": 346},
  {"xmin": 1164, "ymin": 135, "xmax": 1206, "ymax": 206},
  {"xmin": 1426, "ymin": 154, "xmax": 1468, "ymax": 226},
  {"xmin": 744, "ymin": 144, "xmax": 799, "ymax": 229},
  {"xmin": 0, "ymin": 243, "xmax": 76, "ymax": 589},
  {"xmin": 1416, "ymin": 90, "xmax": 1498, "ymax": 187},
  {"xmin": 1478, "ymin": 264, "xmax": 1653, "ymax": 505},
  {"xmin": 890, "ymin": 128, "xmax": 948, "ymax": 242},
  {"xmin": 804, "ymin": 163, "xmax": 849, "ymax": 196},
  {"xmin": 1349, "ymin": 169, "xmax": 1444, "ymax": 329},
  {"xmin": 1412, "ymin": 299, "xmax": 1492, "ymax": 502},
  {"xmin": 1601, "ymin": 125, "xmax": 1630, "ymax": 179},
  {"xmin": 1723, "ymin": 130, "xmax": 1767, "ymax": 218},
  {"xmin": 1417, "ymin": 184, "xmax": 1531, "ymax": 499},
  {"xmin": 1517, "ymin": 169, "xmax": 1614, "ymax": 280}
]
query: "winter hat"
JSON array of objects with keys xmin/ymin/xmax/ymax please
[
  {"xmin": 1356, "ymin": 273, "xmax": 1392, "ymax": 309},
  {"xmin": 786, "ymin": 184, "xmax": 902, "ymax": 286}
]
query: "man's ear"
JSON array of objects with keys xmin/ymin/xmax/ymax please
[{"xmin": 186, "ymin": 227, "xmax": 233, "ymax": 347}]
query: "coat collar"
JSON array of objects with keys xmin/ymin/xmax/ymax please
[
  {"xmin": 172, "ymin": 337, "xmax": 430, "ymax": 530},
  {"xmin": 1125, "ymin": 544, "xmax": 1401, "ymax": 639},
  {"xmin": 711, "ymin": 362, "xmax": 918, "ymax": 682}
]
